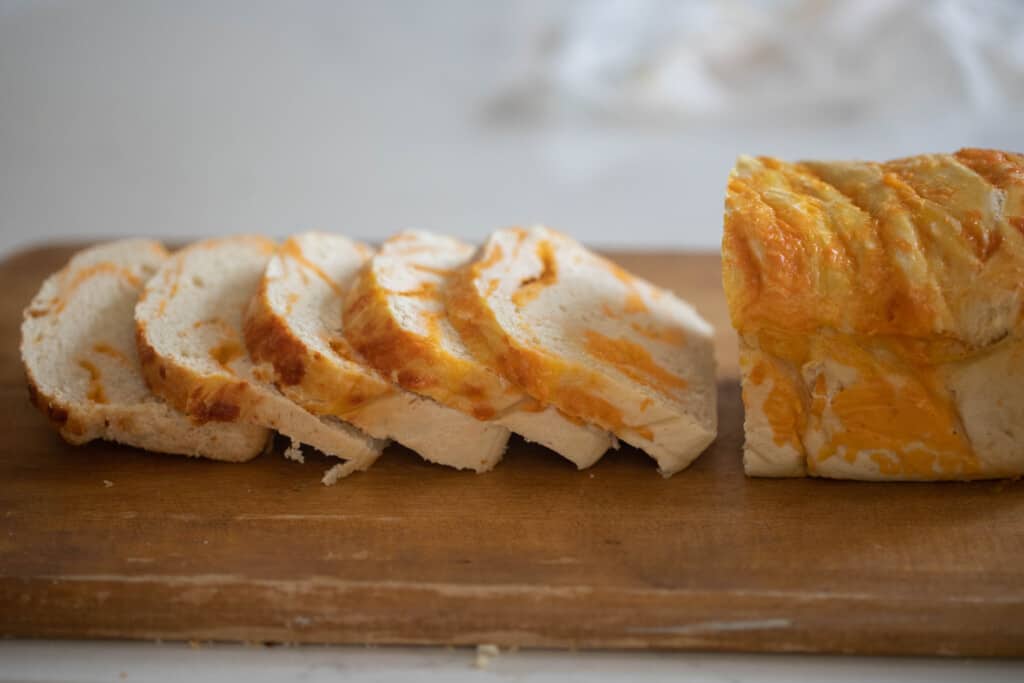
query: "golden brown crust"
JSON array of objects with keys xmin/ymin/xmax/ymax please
[
  {"xmin": 136, "ymin": 320, "xmax": 245, "ymax": 424},
  {"xmin": 724, "ymin": 149, "xmax": 1024, "ymax": 346},
  {"xmin": 23, "ymin": 368, "xmax": 89, "ymax": 442},
  {"xmin": 444, "ymin": 265, "xmax": 508, "ymax": 373},
  {"xmin": 954, "ymin": 148, "xmax": 1024, "ymax": 238},
  {"xmin": 244, "ymin": 280, "xmax": 309, "ymax": 387}
]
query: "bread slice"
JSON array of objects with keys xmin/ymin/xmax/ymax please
[
  {"xmin": 343, "ymin": 230, "xmax": 613, "ymax": 468},
  {"xmin": 446, "ymin": 226, "xmax": 717, "ymax": 475},
  {"xmin": 243, "ymin": 232, "xmax": 509, "ymax": 472},
  {"xmin": 135, "ymin": 235, "xmax": 385, "ymax": 476},
  {"xmin": 724, "ymin": 150, "xmax": 1024, "ymax": 480},
  {"xmin": 21, "ymin": 239, "xmax": 269, "ymax": 461}
]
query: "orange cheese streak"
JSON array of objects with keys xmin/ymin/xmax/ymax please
[
  {"xmin": 193, "ymin": 317, "xmax": 234, "ymax": 338},
  {"xmin": 750, "ymin": 328, "xmax": 979, "ymax": 478},
  {"xmin": 629, "ymin": 321, "xmax": 688, "ymax": 347},
  {"xmin": 390, "ymin": 281, "xmax": 439, "ymax": 299},
  {"xmin": 601, "ymin": 258, "xmax": 648, "ymax": 313},
  {"xmin": 582, "ymin": 330, "xmax": 687, "ymax": 397},
  {"xmin": 747, "ymin": 359, "xmax": 805, "ymax": 453},
  {"xmin": 511, "ymin": 240, "xmax": 558, "ymax": 307},
  {"xmin": 210, "ymin": 339, "xmax": 244, "ymax": 372},
  {"xmin": 77, "ymin": 359, "xmax": 107, "ymax": 404},
  {"xmin": 51, "ymin": 263, "xmax": 142, "ymax": 315},
  {"xmin": 280, "ymin": 238, "xmax": 342, "ymax": 297},
  {"xmin": 809, "ymin": 338, "xmax": 978, "ymax": 478},
  {"xmin": 420, "ymin": 309, "xmax": 444, "ymax": 341},
  {"xmin": 284, "ymin": 292, "xmax": 300, "ymax": 316},
  {"xmin": 475, "ymin": 243, "xmax": 504, "ymax": 272},
  {"xmin": 92, "ymin": 343, "xmax": 128, "ymax": 363},
  {"xmin": 410, "ymin": 263, "xmax": 456, "ymax": 277},
  {"xmin": 324, "ymin": 335, "xmax": 359, "ymax": 364}
]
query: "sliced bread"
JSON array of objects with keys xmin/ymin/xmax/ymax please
[
  {"xmin": 135, "ymin": 235, "xmax": 385, "ymax": 476},
  {"xmin": 343, "ymin": 230, "xmax": 613, "ymax": 468},
  {"xmin": 21, "ymin": 239, "xmax": 269, "ymax": 461},
  {"xmin": 446, "ymin": 226, "xmax": 718, "ymax": 475},
  {"xmin": 244, "ymin": 232, "xmax": 509, "ymax": 472}
]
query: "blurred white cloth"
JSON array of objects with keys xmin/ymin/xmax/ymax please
[{"xmin": 499, "ymin": 0, "xmax": 1024, "ymax": 124}]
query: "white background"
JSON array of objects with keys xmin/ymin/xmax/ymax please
[
  {"xmin": 1, "ymin": 1, "xmax": 1022, "ymax": 680},
  {"xmin": 1, "ymin": 0, "xmax": 1020, "ymax": 256}
]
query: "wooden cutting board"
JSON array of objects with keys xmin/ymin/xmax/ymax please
[{"xmin": 1, "ymin": 244, "xmax": 1022, "ymax": 657}]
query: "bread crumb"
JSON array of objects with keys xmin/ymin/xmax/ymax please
[
  {"xmin": 103, "ymin": 480, "xmax": 114, "ymax": 488},
  {"xmin": 188, "ymin": 640, "xmax": 201, "ymax": 649},
  {"xmin": 283, "ymin": 440, "xmax": 305, "ymax": 463},
  {"xmin": 474, "ymin": 643, "xmax": 499, "ymax": 669},
  {"xmin": 321, "ymin": 460, "xmax": 360, "ymax": 486}
]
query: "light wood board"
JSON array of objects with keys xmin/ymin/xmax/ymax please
[{"xmin": 1, "ymin": 244, "xmax": 1022, "ymax": 656}]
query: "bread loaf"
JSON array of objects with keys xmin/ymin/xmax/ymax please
[{"xmin": 724, "ymin": 149, "xmax": 1024, "ymax": 480}]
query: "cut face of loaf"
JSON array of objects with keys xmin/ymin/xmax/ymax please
[
  {"xmin": 725, "ymin": 150, "xmax": 1024, "ymax": 480},
  {"xmin": 446, "ymin": 226, "xmax": 718, "ymax": 475},
  {"xmin": 342, "ymin": 230, "xmax": 614, "ymax": 469},
  {"xmin": 243, "ymin": 232, "xmax": 509, "ymax": 472},
  {"xmin": 134, "ymin": 235, "xmax": 384, "ymax": 475},
  {"xmin": 21, "ymin": 239, "xmax": 269, "ymax": 461}
]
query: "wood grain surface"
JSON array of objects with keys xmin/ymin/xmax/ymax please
[{"xmin": 1, "ymin": 244, "xmax": 1022, "ymax": 656}]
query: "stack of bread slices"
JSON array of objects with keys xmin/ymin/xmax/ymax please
[{"xmin": 21, "ymin": 227, "xmax": 717, "ymax": 483}]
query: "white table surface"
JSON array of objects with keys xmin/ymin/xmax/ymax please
[{"xmin": 1, "ymin": 2, "xmax": 1020, "ymax": 679}]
